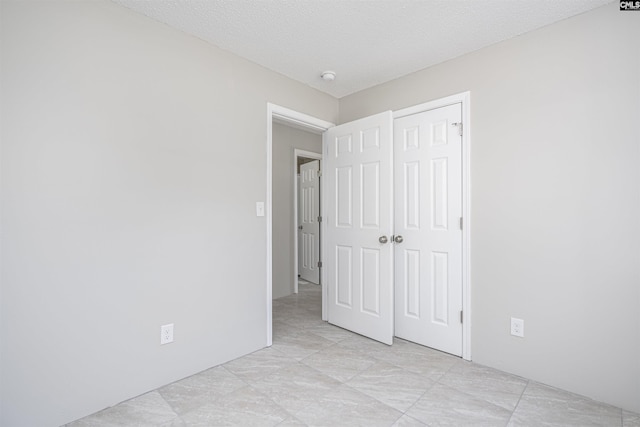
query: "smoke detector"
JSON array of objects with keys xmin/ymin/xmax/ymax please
[{"xmin": 321, "ymin": 71, "xmax": 336, "ymax": 82}]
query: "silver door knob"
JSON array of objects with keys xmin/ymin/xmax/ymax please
[
  {"xmin": 394, "ymin": 235, "xmax": 404, "ymax": 244},
  {"xmin": 379, "ymin": 236, "xmax": 388, "ymax": 244}
]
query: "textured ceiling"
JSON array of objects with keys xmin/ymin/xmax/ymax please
[{"xmin": 112, "ymin": 0, "xmax": 612, "ymax": 98}]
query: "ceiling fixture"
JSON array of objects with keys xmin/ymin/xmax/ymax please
[{"xmin": 321, "ymin": 71, "xmax": 336, "ymax": 82}]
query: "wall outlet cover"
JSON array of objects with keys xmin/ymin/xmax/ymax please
[
  {"xmin": 510, "ymin": 317, "xmax": 524, "ymax": 338},
  {"xmin": 160, "ymin": 323, "xmax": 174, "ymax": 345}
]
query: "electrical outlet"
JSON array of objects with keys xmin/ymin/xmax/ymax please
[
  {"xmin": 160, "ymin": 323, "xmax": 174, "ymax": 345},
  {"xmin": 511, "ymin": 317, "xmax": 524, "ymax": 338}
]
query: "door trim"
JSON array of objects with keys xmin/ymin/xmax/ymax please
[
  {"xmin": 293, "ymin": 150, "xmax": 322, "ymax": 293},
  {"xmin": 394, "ymin": 91, "xmax": 472, "ymax": 361},
  {"xmin": 266, "ymin": 103, "xmax": 334, "ymax": 347}
]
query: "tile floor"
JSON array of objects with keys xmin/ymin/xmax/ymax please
[{"xmin": 69, "ymin": 282, "xmax": 639, "ymax": 426}]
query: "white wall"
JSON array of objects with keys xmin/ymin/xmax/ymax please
[
  {"xmin": 340, "ymin": 3, "xmax": 640, "ymax": 413},
  {"xmin": 272, "ymin": 123, "xmax": 322, "ymax": 299},
  {"xmin": 0, "ymin": 1, "xmax": 337, "ymax": 425}
]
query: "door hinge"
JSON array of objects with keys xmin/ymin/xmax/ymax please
[
  {"xmin": 460, "ymin": 310, "xmax": 463, "ymax": 323},
  {"xmin": 452, "ymin": 122, "xmax": 463, "ymax": 137},
  {"xmin": 318, "ymin": 170, "xmax": 322, "ymax": 177},
  {"xmin": 317, "ymin": 216, "xmax": 322, "ymax": 223},
  {"xmin": 317, "ymin": 261, "xmax": 322, "ymax": 268},
  {"xmin": 459, "ymin": 217, "xmax": 463, "ymax": 230}
]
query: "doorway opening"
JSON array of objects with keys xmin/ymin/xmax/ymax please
[{"xmin": 266, "ymin": 104, "xmax": 334, "ymax": 346}]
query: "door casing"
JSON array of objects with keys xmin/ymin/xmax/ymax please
[{"xmin": 266, "ymin": 92, "xmax": 471, "ymax": 360}]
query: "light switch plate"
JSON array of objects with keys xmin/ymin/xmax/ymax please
[{"xmin": 256, "ymin": 202, "xmax": 265, "ymax": 217}]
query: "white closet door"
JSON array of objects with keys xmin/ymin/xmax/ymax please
[
  {"xmin": 324, "ymin": 111, "xmax": 394, "ymax": 345},
  {"xmin": 393, "ymin": 103, "xmax": 463, "ymax": 356}
]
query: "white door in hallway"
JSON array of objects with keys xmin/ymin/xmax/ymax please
[
  {"xmin": 299, "ymin": 160, "xmax": 320, "ymax": 284},
  {"xmin": 324, "ymin": 111, "xmax": 394, "ymax": 345},
  {"xmin": 393, "ymin": 103, "xmax": 463, "ymax": 356},
  {"xmin": 297, "ymin": 174, "xmax": 302, "ymax": 282}
]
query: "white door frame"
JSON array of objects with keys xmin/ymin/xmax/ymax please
[
  {"xmin": 293, "ymin": 150, "xmax": 322, "ymax": 293},
  {"xmin": 266, "ymin": 103, "xmax": 334, "ymax": 346},
  {"xmin": 394, "ymin": 91, "xmax": 472, "ymax": 361}
]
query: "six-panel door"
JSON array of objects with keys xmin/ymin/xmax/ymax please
[
  {"xmin": 323, "ymin": 104, "xmax": 463, "ymax": 354},
  {"xmin": 324, "ymin": 111, "xmax": 394, "ymax": 345},
  {"xmin": 300, "ymin": 160, "xmax": 320, "ymax": 284},
  {"xmin": 393, "ymin": 103, "xmax": 463, "ymax": 356}
]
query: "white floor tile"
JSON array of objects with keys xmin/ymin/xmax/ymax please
[{"xmin": 70, "ymin": 283, "xmax": 630, "ymax": 426}]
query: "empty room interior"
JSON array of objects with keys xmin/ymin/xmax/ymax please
[{"xmin": 1, "ymin": 0, "xmax": 639, "ymax": 426}]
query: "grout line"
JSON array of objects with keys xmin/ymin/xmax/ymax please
[{"xmin": 506, "ymin": 379, "xmax": 530, "ymax": 426}]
